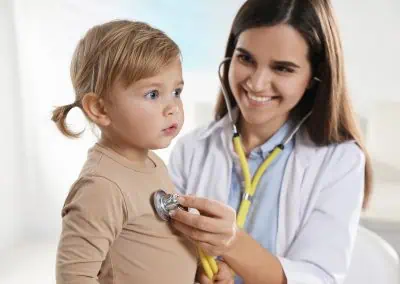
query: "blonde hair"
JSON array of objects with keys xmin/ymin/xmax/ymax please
[{"xmin": 52, "ymin": 20, "xmax": 180, "ymax": 138}]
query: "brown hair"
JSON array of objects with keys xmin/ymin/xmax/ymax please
[
  {"xmin": 215, "ymin": 0, "xmax": 372, "ymax": 208},
  {"xmin": 52, "ymin": 20, "xmax": 180, "ymax": 138}
]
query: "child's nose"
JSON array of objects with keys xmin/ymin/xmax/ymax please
[{"xmin": 164, "ymin": 102, "xmax": 180, "ymax": 116}]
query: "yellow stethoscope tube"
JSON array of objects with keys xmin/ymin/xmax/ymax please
[
  {"xmin": 198, "ymin": 246, "xmax": 219, "ymax": 279},
  {"xmin": 234, "ymin": 134, "xmax": 283, "ymax": 229},
  {"xmin": 198, "ymin": 134, "xmax": 283, "ymax": 280}
]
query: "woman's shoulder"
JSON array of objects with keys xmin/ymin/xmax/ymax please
[
  {"xmin": 295, "ymin": 128, "xmax": 365, "ymax": 168},
  {"xmin": 293, "ymin": 129, "xmax": 366, "ymax": 206},
  {"xmin": 321, "ymin": 141, "xmax": 365, "ymax": 170}
]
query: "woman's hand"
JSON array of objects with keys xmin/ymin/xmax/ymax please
[
  {"xmin": 169, "ymin": 195, "xmax": 238, "ymax": 256},
  {"xmin": 196, "ymin": 260, "xmax": 235, "ymax": 284}
]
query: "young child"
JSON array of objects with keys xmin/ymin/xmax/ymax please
[{"xmin": 52, "ymin": 20, "xmax": 232, "ymax": 284}]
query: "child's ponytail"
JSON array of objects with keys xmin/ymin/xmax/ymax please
[{"xmin": 51, "ymin": 102, "xmax": 82, "ymax": 138}]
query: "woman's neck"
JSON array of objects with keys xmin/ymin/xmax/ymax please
[{"xmin": 238, "ymin": 114, "xmax": 288, "ymax": 154}]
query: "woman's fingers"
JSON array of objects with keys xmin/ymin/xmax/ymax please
[
  {"xmin": 214, "ymin": 260, "xmax": 235, "ymax": 282},
  {"xmin": 171, "ymin": 195, "xmax": 239, "ymax": 256},
  {"xmin": 197, "ymin": 241, "xmax": 226, "ymax": 257},
  {"xmin": 171, "ymin": 220, "xmax": 234, "ymax": 256},
  {"xmin": 170, "ymin": 208, "xmax": 231, "ymax": 234},
  {"xmin": 196, "ymin": 260, "xmax": 234, "ymax": 284},
  {"xmin": 178, "ymin": 196, "xmax": 234, "ymax": 219},
  {"xmin": 196, "ymin": 266, "xmax": 213, "ymax": 284},
  {"xmin": 171, "ymin": 219, "xmax": 222, "ymax": 246}
]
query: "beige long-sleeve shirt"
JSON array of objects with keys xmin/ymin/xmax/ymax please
[{"xmin": 56, "ymin": 143, "xmax": 197, "ymax": 284}]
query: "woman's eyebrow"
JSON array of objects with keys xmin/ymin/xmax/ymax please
[
  {"xmin": 273, "ymin": 60, "xmax": 301, "ymax": 69},
  {"xmin": 236, "ymin": 47, "xmax": 301, "ymax": 68},
  {"xmin": 235, "ymin": 47, "xmax": 253, "ymax": 57}
]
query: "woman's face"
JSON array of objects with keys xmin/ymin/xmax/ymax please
[{"xmin": 228, "ymin": 24, "xmax": 312, "ymax": 129}]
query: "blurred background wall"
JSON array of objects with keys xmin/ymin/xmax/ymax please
[{"xmin": 0, "ymin": 0, "xmax": 399, "ymax": 282}]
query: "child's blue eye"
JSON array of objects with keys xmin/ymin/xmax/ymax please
[
  {"xmin": 145, "ymin": 90, "xmax": 159, "ymax": 100},
  {"xmin": 173, "ymin": 88, "xmax": 182, "ymax": 98}
]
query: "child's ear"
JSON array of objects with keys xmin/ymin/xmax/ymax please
[{"xmin": 81, "ymin": 93, "xmax": 111, "ymax": 126}]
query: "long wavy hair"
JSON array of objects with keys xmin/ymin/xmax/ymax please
[{"xmin": 215, "ymin": 0, "xmax": 372, "ymax": 208}]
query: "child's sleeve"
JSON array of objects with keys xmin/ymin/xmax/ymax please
[{"xmin": 56, "ymin": 176, "xmax": 128, "ymax": 284}]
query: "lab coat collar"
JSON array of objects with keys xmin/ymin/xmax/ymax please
[{"xmin": 197, "ymin": 108, "xmax": 317, "ymax": 168}]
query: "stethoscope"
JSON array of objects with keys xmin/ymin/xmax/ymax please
[
  {"xmin": 153, "ymin": 57, "xmax": 312, "ymax": 280},
  {"xmin": 152, "ymin": 190, "xmax": 219, "ymax": 278}
]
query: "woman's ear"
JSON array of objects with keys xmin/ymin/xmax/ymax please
[
  {"xmin": 81, "ymin": 93, "xmax": 111, "ymax": 126},
  {"xmin": 308, "ymin": 63, "xmax": 323, "ymax": 89},
  {"xmin": 307, "ymin": 76, "xmax": 321, "ymax": 90}
]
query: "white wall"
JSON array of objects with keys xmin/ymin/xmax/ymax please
[
  {"xmin": 333, "ymin": 0, "xmax": 400, "ymax": 175},
  {"xmin": 333, "ymin": 0, "xmax": 400, "ymax": 115},
  {"xmin": 0, "ymin": 0, "xmax": 23, "ymax": 251}
]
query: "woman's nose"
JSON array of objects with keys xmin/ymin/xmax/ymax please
[{"xmin": 245, "ymin": 68, "xmax": 271, "ymax": 93}]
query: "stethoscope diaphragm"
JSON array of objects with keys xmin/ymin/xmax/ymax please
[{"xmin": 152, "ymin": 189, "xmax": 187, "ymax": 221}]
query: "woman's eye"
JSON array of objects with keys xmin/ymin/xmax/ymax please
[
  {"xmin": 173, "ymin": 88, "xmax": 182, "ymax": 98},
  {"xmin": 275, "ymin": 65, "xmax": 294, "ymax": 73},
  {"xmin": 144, "ymin": 90, "xmax": 159, "ymax": 100},
  {"xmin": 237, "ymin": 53, "xmax": 253, "ymax": 64}
]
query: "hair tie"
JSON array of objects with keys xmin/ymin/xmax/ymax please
[{"xmin": 71, "ymin": 101, "xmax": 80, "ymax": 108}]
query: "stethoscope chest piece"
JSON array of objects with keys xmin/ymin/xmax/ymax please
[{"xmin": 152, "ymin": 189, "xmax": 186, "ymax": 221}]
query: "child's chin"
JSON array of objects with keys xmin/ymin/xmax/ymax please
[{"xmin": 150, "ymin": 140, "xmax": 173, "ymax": 150}]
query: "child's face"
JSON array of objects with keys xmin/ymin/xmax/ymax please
[{"xmin": 104, "ymin": 57, "xmax": 184, "ymax": 152}]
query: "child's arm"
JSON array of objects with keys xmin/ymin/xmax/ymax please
[{"xmin": 56, "ymin": 176, "xmax": 127, "ymax": 284}]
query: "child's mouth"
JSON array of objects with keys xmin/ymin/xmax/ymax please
[{"xmin": 162, "ymin": 123, "xmax": 178, "ymax": 136}]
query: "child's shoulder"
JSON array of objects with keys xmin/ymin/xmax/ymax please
[
  {"xmin": 73, "ymin": 144, "xmax": 129, "ymax": 193},
  {"xmin": 63, "ymin": 174, "xmax": 124, "ymax": 214}
]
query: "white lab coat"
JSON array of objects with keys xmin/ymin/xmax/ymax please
[{"xmin": 168, "ymin": 113, "xmax": 365, "ymax": 284}]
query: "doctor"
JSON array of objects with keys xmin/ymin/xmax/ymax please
[{"xmin": 168, "ymin": 0, "xmax": 372, "ymax": 283}]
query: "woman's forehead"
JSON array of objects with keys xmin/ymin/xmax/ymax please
[{"xmin": 236, "ymin": 24, "xmax": 309, "ymax": 63}]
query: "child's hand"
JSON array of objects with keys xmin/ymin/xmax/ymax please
[{"xmin": 196, "ymin": 260, "xmax": 234, "ymax": 283}]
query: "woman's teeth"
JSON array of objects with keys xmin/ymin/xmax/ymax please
[{"xmin": 247, "ymin": 93, "xmax": 273, "ymax": 103}]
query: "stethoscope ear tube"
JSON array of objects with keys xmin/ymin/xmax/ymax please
[{"xmin": 218, "ymin": 57, "xmax": 237, "ymax": 135}]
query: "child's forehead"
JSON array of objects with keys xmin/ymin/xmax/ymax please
[
  {"xmin": 123, "ymin": 73, "xmax": 184, "ymax": 90},
  {"xmin": 128, "ymin": 59, "xmax": 183, "ymax": 88},
  {"xmin": 134, "ymin": 76, "xmax": 184, "ymax": 88}
]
